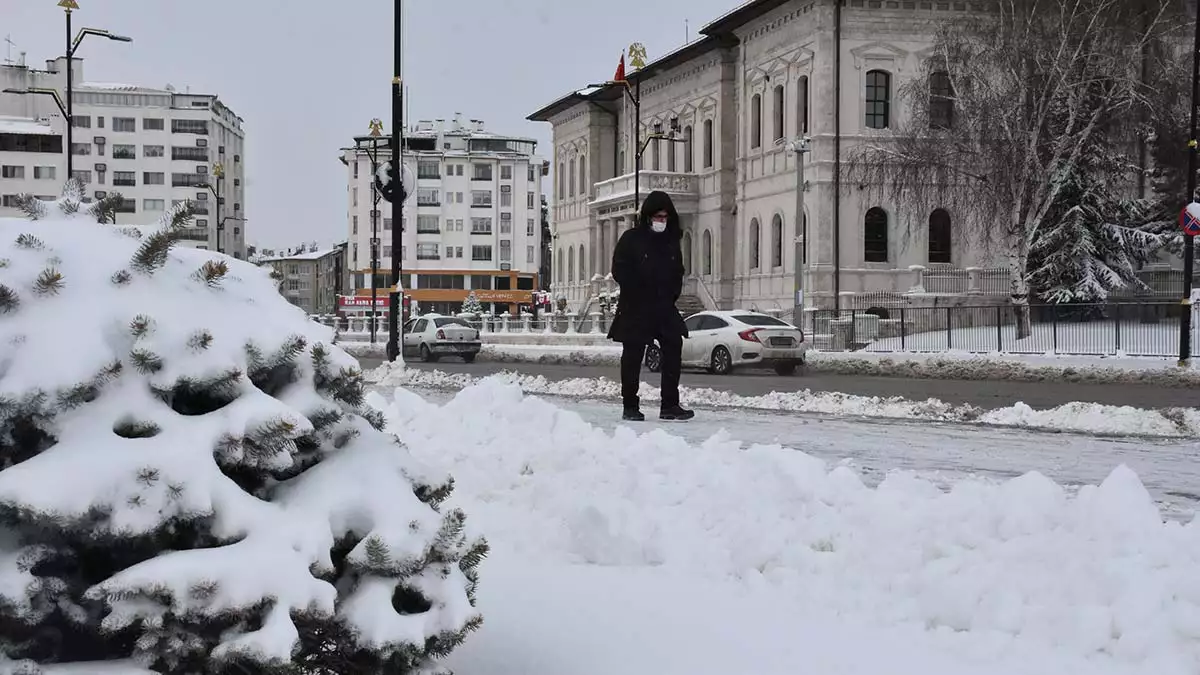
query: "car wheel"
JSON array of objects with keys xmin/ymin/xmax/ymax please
[
  {"xmin": 419, "ymin": 344, "xmax": 438, "ymax": 363},
  {"xmin": 774, "ymin": 361, "xmax": 798, "ymax": 376},
  {"xmin": 709, "ymin": 346, "xmax": 733, "ymax": 375},
  {"xmin": 462, "ymin": 352, "xmax": 477, "ymax": 363},
  {"xmin": 644, "ymin": 344, "xmax": 662, "ymax": 373}
]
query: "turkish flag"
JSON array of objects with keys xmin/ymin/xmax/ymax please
[{"xmin": 613, "ymin": 53, "xmax": 626, "ymax": 83}]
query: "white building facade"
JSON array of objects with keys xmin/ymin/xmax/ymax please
[
  {"xmin": 529, "ymin": 0, "xmax": 1002, "ymax": 316},
  {"xmin": 339, "ymin": 115, "xmax": 545, "ymax": 315},
  {"xmin": 0, "ymin": 57, "xmax": 247, "ymax": 258}
]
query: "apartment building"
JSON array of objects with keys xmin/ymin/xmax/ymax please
[
  {"xmin": 0, "ymin": 116, "xmax": 62, "ymax": 205},
  {"xmin": 530, "ymin": 0, "xmax": 1000, "ymax": 313},
  {"xmin": 339, "ymin": 114, "xmax": 546, "ymax": 316},
  {"xmin": 257, "ymin": 244, "xmax": 348, "ymax": 315},
  {"xmin": 0, "ymin": 56, "xmax": 247, "ymax": 258}
]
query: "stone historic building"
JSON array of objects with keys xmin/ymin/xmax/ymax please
[{"xmin": 528, "ymin": 0, "xmax": 1005, "ymax": 317}]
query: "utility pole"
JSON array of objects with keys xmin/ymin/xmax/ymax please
[
  {"xmin": 63, "ymin": 0, "xmax": 73, "ymax": 178},
  {"xmin": 377, "ymin": 0, "xmax": 409, "ymax": 362},
  {"xmin": 778, "ymin": 135, "xmax": 811, "ymax": 328},
  {"xmin": 1180, "ymin": 1, "xmax": 1200, "ymax": 367}
]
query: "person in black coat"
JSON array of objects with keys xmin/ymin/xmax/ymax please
[{"xmin": 607, "ymin": 190, "xmax": 695, "ymax": 422}]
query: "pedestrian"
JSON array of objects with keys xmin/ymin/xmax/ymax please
[{"xmin": 607, "ymin": 190, "xmax": 695, "ymax": 422}]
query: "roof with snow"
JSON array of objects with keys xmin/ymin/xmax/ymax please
[
  {"xmin": 257, "ymin": 247, "xmax": 344, "ymax": 263},
  {"xmin": 0, "ymin": 116, "xmax": 58, "ymax": 136}
]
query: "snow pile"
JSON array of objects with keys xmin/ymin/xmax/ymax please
[
  {"xmin": 0, "ymin": 190, "xmax": 483, "ymax": 672},
  {"xmin": 370, "ymin": 381, "xmax": 1200, "ymax": 674},
  {"xmin": 374, "ymin": 365, "xmax": 1200, "ymax": 438}
]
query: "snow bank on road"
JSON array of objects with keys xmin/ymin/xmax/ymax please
[
  {"xmin": 343, "ymin": 340, "xmax": 1200, "ymax": 387},
  {"xmin": 370, "ymin": 381, "xmax": 1200, "ymax": 674},
  {"xmin": 371, "ymin": 363, "xmax": 1200, "ymax": 438}
]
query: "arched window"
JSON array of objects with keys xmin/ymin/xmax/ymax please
[
  {"xmin": 864, "ymin": 207, "xmax": 889, "ymax": 263},
  {"xmin": 928, "ymin": 209, "xmax": 952, "ymax": 263},
  {"xmin": 865, "ymin": 70, "xmax": 891, "ymax": 130},
  {"xmin": 668, "ymin": 135, "xmax": 677, "ymax": 172},
  {"xmin": 929, "ymin": 71, "xmax": 954, "ymax": 129},
  {"xmin": 651, "ymin": 134, "xmax": 660, "ymax": 170},
  {"xmin": 750, "ymin": 94, "xmax": 762, "ymax": 148},
  {"xmin": 568, "ymin": 158, "xmax": 576, "ymax": 198},
  {"xmin": 557, "ymin": 247, "xmax": 564, "ymax": 282},
  {"xmin": 773, "ymin": 84, "xmax": 785, "ymax": 141},
  {"xmin": 578, "ymin": 244, "xmax": 586, "ymax": 281},
  {"xmin": 797, "ymin": 76, "xmax": 810, "ymax": 134},
  {"xmin": 703, "ymin": 119, "xmax": 714, "ymax": 168},
  {"xmin": 702, "ymin": 229, "xmax": 713, "ymax": 275},
  {"xmin": 557, "ymin": 162, "xmax": 565, "ymax": 200},
  {"xmin": 684, "ymin": 125, "xmax": 694, "ymax": 172},
  {"xmin": 771, "ymin": 214, "xmax": 783, "ymax": 268},
  {"xmin": 579, "ymin": 153, "xmax": 587, "ymax": 195},
  {"xmin": 567, "ymin": 246, "xmax": 575, "ymax": 282},
  {"xmin": 749, "ymin": 218, "xmax": 761, "ymax": 270},
  {"xmin": 682, "ymin": 231, "xmax": 693, "ymax": 275}
]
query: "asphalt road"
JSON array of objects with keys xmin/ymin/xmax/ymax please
[{"xmin": 357, "ymin": 357, "xmax": 1200, "ymax": 410}]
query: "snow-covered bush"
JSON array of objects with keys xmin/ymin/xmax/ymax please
[{"xmin": 0, "ymin": 181, "xmax": 487, "ymax": 674}]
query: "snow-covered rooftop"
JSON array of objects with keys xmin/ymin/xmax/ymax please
[
  {"xmin": 0, "ymin": 116, "xmax": 57, "ymax": 136},
  {"xmin": 258, "ymin": 248, "xmax": 342, "ymax": 263},
  {"xmin": 78, "ymin": 82, "xmax": 174, "ymax": 94}
]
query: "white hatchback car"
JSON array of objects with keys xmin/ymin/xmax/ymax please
[
  {"xmin": 645, "ymin": 310, "xmax": 808, "ymax": 376},
  {"xmin": 401, "ymin": 314, "xmax": 482, "ymax": 363}
]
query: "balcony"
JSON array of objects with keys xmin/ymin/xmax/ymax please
[{"xmin": 590, "ymin": 170, "xmax": 699, "ymax": 215}]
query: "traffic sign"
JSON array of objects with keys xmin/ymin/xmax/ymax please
[{"xmin": 1182, "ymin": 202, "xmax": 1200, "ymax": 237}]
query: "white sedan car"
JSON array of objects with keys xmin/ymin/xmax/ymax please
[
  {"xmin": 645, "ymin": 310, "xmax": 808, "ymax": 376},
  {"xmin": 401, "ymin": 314, "xmax": 482, "ymax": 363}
]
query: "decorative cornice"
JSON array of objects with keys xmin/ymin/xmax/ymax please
[{"xmin": 849, "ymin": 41, "xmax": 911, "ymax": 71}]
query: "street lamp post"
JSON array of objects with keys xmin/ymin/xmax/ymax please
[
  {"xmin": 385, "ymin": 0, "xmax": 405, "ymax": 363},
  {"xmin": 357, "ymin": 120, "xmax": 386, "ymax": 345},
  {"xmin": 777, "ymin": 135, "xmax": 811, "ymax": 328},
  {"xmin": 1180, "ymin": 1, "xmax": 1200, "ymax": 367},
  {"xmin": 198, "ymin": 163, "xmax": 244, "ymax": 255}
]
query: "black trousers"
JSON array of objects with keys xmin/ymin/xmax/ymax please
[{"xmin": 620, "ymin": 334, "xmax": 683, "ymax": 410}]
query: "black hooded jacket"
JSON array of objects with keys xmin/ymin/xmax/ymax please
[{"xmin": 606, "ymin": 190, "xmax": 688, "ymax": 344}]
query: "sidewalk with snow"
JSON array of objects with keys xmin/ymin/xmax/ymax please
[{"xmin": 369, "ymin": 380, "xmax": 1200, "ymax": 675}]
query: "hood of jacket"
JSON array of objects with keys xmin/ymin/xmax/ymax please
[{"xmin": 637, "ymin": 190, "xmax": 682, "ymax": 239}]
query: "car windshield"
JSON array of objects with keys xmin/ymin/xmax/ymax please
[
  {"xmin": 733, "ymin": 314, "xmax": 791, "ymax": 327},
  {"xmin": 434, "ymin": 317, "xmax": 470, "ymax": 328}
]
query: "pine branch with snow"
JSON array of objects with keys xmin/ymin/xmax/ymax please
[
  {"xmin": 461, "ymin": 291, "xmax": 484, "ymax": 316},
  {"xmin": 0, "ymin": 184, "xmax": 480, "ymax": 673}
]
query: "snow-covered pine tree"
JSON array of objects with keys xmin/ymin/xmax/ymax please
[
  {"xmin": 460, "ymin": 291, "xmax": 484, "ymax": 316},
  {"xmin": 0, "ymin": 179, "xmax": 487, "ymax": 674}
]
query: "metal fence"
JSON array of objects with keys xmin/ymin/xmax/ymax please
[{"xmin": 807, "ymin": 302, "xmax": 1197, "ymax": 357}]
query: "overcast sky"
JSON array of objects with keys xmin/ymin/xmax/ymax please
[{"xmin": 1, "ymin": 0, "xmax": 737, "ymax": 249}]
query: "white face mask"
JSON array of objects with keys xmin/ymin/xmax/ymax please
[{"xmin": 651, "ymin": 219, "xmax": 668, "ymax": 233}]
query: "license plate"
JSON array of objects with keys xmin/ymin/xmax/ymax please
[{"xmin": 769, "ymin": 337, "xmax": 793, "ymax": 347}]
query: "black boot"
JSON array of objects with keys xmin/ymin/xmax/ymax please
[
  {"xmin": 659, "ymin": 405, "xmax": 694, "ymax": 421},
  {"xmin": 622, "ymin": 408, "xmax": 646, "ymax": 422}
]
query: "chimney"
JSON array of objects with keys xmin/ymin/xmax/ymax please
[{"xmin": 453, "ymin": 112, "xmax": 463, "ymax": 130}]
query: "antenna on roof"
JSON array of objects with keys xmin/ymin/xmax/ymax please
[
  {"xmin": 3, "ymin": 35, "xmax": 15, "ymax": 64},
  {"xmin": 684, "ymin": 19, "xmax": 689, "ymax": 44}
]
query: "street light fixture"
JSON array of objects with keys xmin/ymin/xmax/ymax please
[
  {"xmin": 356, "ymin": 119, "xmax": 388, "ymax": 345},
  {"xmin": 776, "ymin": 134, "xmax": 811, "ymax": 328},
  {"xmin": 197, "ymin": 162, "xmax": 239, "ymax": 255}
]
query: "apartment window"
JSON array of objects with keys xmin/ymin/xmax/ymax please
[
  {"xmin": 417, "ymin": 160, "xmax": 440, "ymax": 179},
  {"xmin": 527, "ymin": 218, "xmax": 536, "ymax": 237},
  {"xmin": 455, "ymin": 246, "xmax": 464, "ymax": 258},
  {"xmin": 445, "ymin": 245, "xmax": 453, "ymax": 259},
  {"xmin": 383, "ymin": 217, "xmax": 393, "ymax": 230},
  {"xmin": 112, "ymin": 144, "xmax": 136, "ymax": 159},
  {"xmin": 471, "ymin": 245, "xmax": 493, "ymax": 261},
  {"xmin": 416, "ymin": 243, "xmax": 440, "ymax": 260},
  {"xmin": 71, "ymin": 143, "xmax": 91, "ymax": 156},
  {"xmin": 400, "ymin": 246, "xmax": 406, "ymax": 260},
  {"xmin": 417, "ymin": 215, "xmax": 440, "ymax": 233},
  {"xmin": 97, "ymin": 117, "xmax": 105, "ymax": 129},
  {"xmin": 455, "ymin": 164, "xmax": 464, "ymax": 176},
  {"xmin": 527, "ymin": 164, "xmax": 535, "ymax": 181},
  {"xmin": 417, "ymin": 188, "xmax": 440, "ymax": 206},
  {"xmin": 471, "ymin": 190, "xmax": 492, "ymax": 207},
  {"xmin": 143, "ymin": 171, "xmax": 164, "ymax": 185},
  {"xmin": 501, "ymin": 164, "xmax": 513, "ymax": 180},
  {"xmin": 500, "ymin": 185, "xmax": 512, "ymax": 207},
  {"xmin": 499, "ymin": 212, "xmax": 512, "ymax": 234},
  {"xmin": 171, "ymin": 173, "xmax": 206, "ymax": 187},
  {"xmin": 455, "ymin": 218, "xmax": 464, "ymax": 231},
  {"xmin": 471, "ymin": 217, "xmax": 493, "ymax": 234},
  {"xmin": 143, "ymin": 118, "xmax": 165, "ymax": 131},
  {"xmin": 352, "ymin": 215, "xmax": 358, "ymax": 234},
  {"xmin": 143, "ymin": 199, "xmax": 165, "ymax": 211},
  {"xmin": 773, "ymin": 84, "xmax": 785, "ymax": 141},
  {"xmin": 34, "ymin": 166, "xmax": 56, "ymax": 180},
  {"xmin": 353, "ymin": 162, "xmax": 359, "ymax": 179},
  {"xmin": 112, "ymin": 171, "xmax": 136, "ymax": 187},
  {"xmin": 456, "ymin": 192, "xmax": 464, "ymax": 203},
  {"xmin": 352, "ymin": 187, "xmax": 358, "ymax": 206},
  {"xmin": 71, "ymin": 170, "xmax": 91, "ymax": 184},
  {"xmin": 143, "ymin": 145, "xmax": 164, "ymax": 158},
  {"xmin": 113, "ymin": 117, "xmax": 136, "ymax": 132},
  {"xmin": 866, "ymin": 70, "xmax": 892, "ymax": 130},
  {"xmin": 383, "ymin": 246, "xmax": 392, "ymax": 258},
  {"xmin": 72, "ymin": 116, "xmax": 92, "ymax": 129},
  {"xmin": 527, "ymin": 191, "xmax": 535, "ymax": 209},
  {"xmin": 1, "ymin": 166, "xmax": 24, "ymax": 179},
  {"xmin": 527, "ymin": 245, "xmax": 535, "ymax": 263},
  {"xmin": 115, "ymin": 198, "xmax": 136, "ymax": 213},
  {"xmin": 798, "ymin": 76, "xmax": 810, "ymax": 134},
  {"xmin": 472, "ymin": 163, "xmax": 493, "ymax": 181},
  {"xmin": 172, "ymin": 146, "xmax": 208, "ymax": 161},
  {"xmin": 499, "ymin": 239, "xmax": 512, "ymax": 262},
  {"xmin": 172, "ymin": 119, "xmax": 209, "ymax": 134},
  {"xmin": 750, "ymin": 93, "xmax": 762, "ymax": 149}
]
